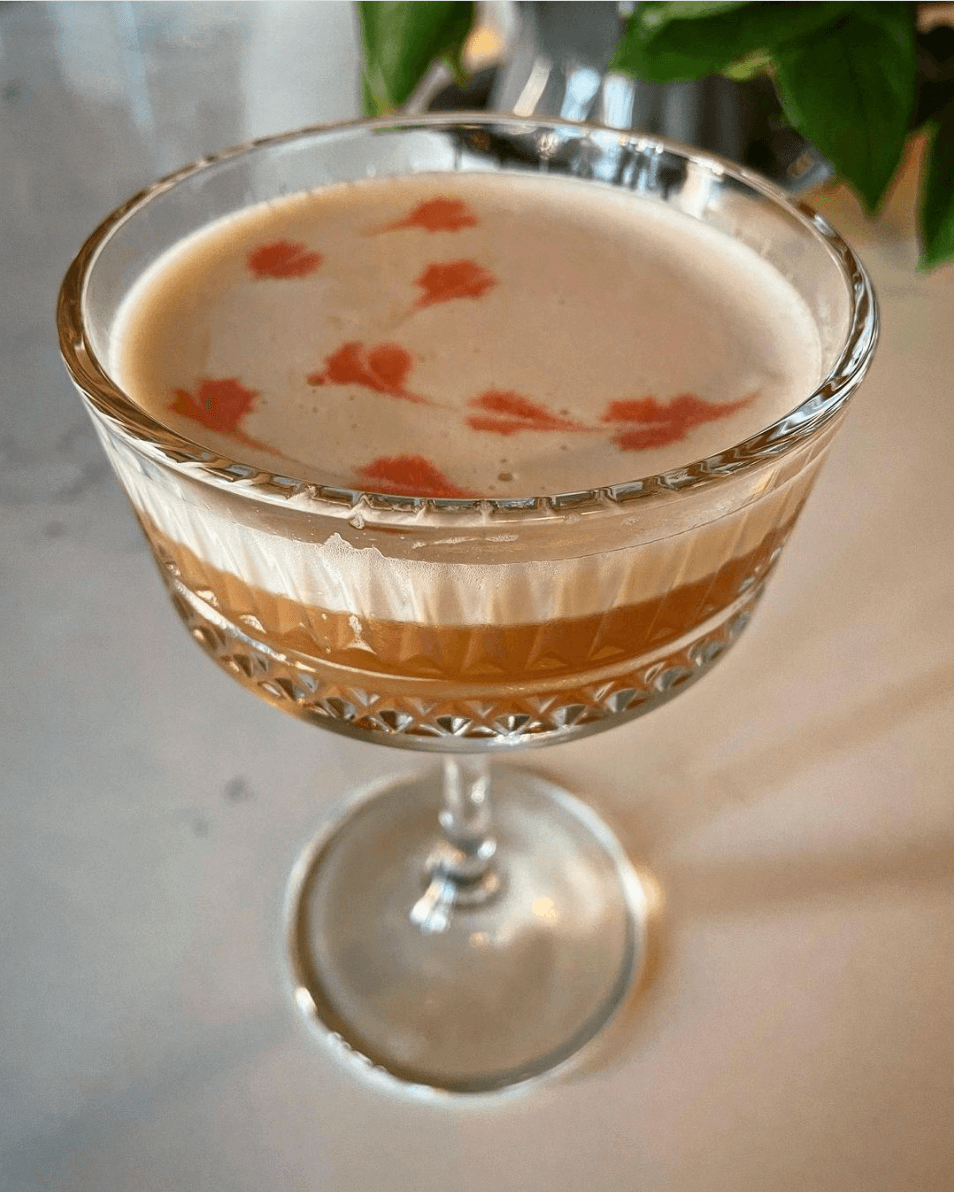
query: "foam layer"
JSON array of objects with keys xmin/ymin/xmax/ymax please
[
  {"xmin": 104, "ymin": 170, "xmax": 832, "ymax": 638},
  {"xmin": 105, "ymin": 423, "xmax": 823, "ymax": 625},
  {"xmin": 112, "ymin": 171, "xmax": 822, "ymax": 497}
]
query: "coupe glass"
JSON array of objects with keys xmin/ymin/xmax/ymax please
[{"xmin": 58, "ymin": 114, "xmax": 877, "ymax": 1093}]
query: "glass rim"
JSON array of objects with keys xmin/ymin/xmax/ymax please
[{"xmin": 57, "ymin": 111, "xmax": 878, "ymax": 521}]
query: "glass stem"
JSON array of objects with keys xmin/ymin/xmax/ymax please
[{"xmin": 410, "ymin": 756, "xmax": 502, "ymax": 933}]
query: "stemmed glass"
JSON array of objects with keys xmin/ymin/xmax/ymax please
[{"xmin": 58, "ymin": 114, "xmax": 877, "ymax": 1093}]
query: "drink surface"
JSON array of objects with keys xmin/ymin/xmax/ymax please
[{"xmin": 112, "ymin": 171, "xmax": 822, "ymax": 498}]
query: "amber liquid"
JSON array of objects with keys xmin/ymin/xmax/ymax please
[{"xmin": 144, "ymin": 511, "xmax": 797, "ymax": 691}]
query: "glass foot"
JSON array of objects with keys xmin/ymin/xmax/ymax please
[{"xmin": 286, "ymin": 766, "xmax": 646, "ymax": 1092}]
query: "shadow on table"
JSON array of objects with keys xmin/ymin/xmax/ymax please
[{"xmin": 548, "ymin": 654, "xmax": 954, "ymax": 1080}]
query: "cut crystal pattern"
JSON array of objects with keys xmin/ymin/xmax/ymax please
[{"xmin": 167, "ymin": 579, "xmax": 762, "ymax": 751}]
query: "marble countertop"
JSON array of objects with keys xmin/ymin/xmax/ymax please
[{"xmin": 3, "ymin": 4, "xmax": 953, "ymax": 1189}]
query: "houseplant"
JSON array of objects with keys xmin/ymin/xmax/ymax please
[{"xmin": 358, "ymin": 0, "xmax": 954, "ymax": 269}]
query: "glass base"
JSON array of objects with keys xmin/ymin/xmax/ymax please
[{"xmin": 286, "ymin": 767, "xmax": 646, "ymax": 1093}]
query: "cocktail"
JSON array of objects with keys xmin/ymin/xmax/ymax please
[{"xmin": 58, "ymin": 115, "xmax": 877, "ymax": 1093}]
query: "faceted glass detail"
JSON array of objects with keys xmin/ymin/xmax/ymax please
[{"xmin": 166, "ymin": 572, "xmax": 762, "ymax": 751}]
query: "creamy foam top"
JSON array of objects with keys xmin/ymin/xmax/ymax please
[{"xmin": 112, "ymin": 171, "xmax": 822, "ymax": 497}]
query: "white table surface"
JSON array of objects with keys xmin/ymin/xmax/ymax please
[{"xmin": 3, "ymin": 4, "xmax": 954, "ymax": 1189}]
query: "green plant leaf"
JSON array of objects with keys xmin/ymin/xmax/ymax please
[
  {"xmin": 920, "ymin": 98, "xmax": 954, "ymax": 270},
  {"xmin": 611, "ymin": 2, "xmax": 851, "ymax": 84},
  {"xmin": 774, "ymin": 4, "xmax": 916, "ymax": 213},
  {"xmin": 357, "ymin": 1, "xmax": 475, "ymax": 116}
]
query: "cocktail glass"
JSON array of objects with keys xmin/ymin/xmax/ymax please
[{"xmin": 58, "ymin": 114, "xmax": 877, "ymax": 1093}]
